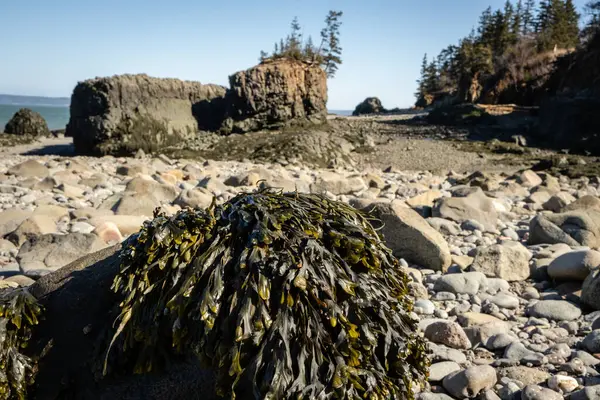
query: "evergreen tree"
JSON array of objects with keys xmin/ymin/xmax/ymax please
[
  {"xmin": 424, "ymin": 60, "xmax": 439, "ymax": 93},
  {"xmin": 564, "ymin": 0, "xmax": 581, "ymax": 47},
  {"xmin": 513, "ymin": 0, "xmax": 524, "ymax": 36},
  {"xmin": 304, "ymin": 35, "xmax": 316, "ymax": 60},
  {"xmin": 478, "ymin": 6, "xmax": 495, "ymax": 46},
  {"xmin": 536, "ymin": 0, "xmax": 551, "ymax": 33},
  {"xmin": 259, "ymin": 50, "xmax": 268, "ymax": 62},
  {"xmin": 319, "ymin": 10, "xmax": 343, "ymax": 78},
  {"xmin": 537, "ymin": 0, "xmax": 580, "ymax": 50},
  {"xmin": 582, "ymin": 1, "xmax": 600, "ymax": 39},
  {"xmin": 415, "ymin": 54, "xmax": 429, "ymax": 99},
  {"xmin": 437, "ymin": 45, "xmax": 459, "ymax": 89},
  {"xmin": 503, "ymin": 0, "xmax": 518, "ymax": 46},
  {"xmin": 490, "ymin": 9, "xmax": 508, "ymax": 56},
  {"xmin": 288, "ymin": 16, "xmax": 303, "ymax": 58},
  {"xmin": 523, "ymin": 0, "xmax": 537, "ymax": 34}
]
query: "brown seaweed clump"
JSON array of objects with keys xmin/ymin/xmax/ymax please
[
  {"xmin": 103, "ymin": 190, "xmax": 430, "ymax": 399},
  {"xmin": 0, "ymin": 288, "xmax": 43, "ymax": 400}
]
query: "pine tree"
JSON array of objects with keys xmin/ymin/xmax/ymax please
[
  {"xmin": 503, "ymin": 0, "xmax": 518, "ymax": 46},
  {"xmin": 259, "ymin": 50, "xmax": 268, "ymax": 62},
  {"xmin": 304, "ymin": 35, "xmax": 316, "ymax": 60},
  {"xmin": 288, "ymin": 16, "xmax": 303, "ymax": 58},
  {"xmin": 523, "ymin": 0, "xmax": 537, "ymax": 34},
  {"xmin": 478, "ymin": 6, "xmax": 495, "ymax": 46},
  {"xmin": 415, "ymin": 53, "xmax": 429, "ymax": 99},
  {"xmin": 536, "ymin": 0, "xmax": 551, "ymax": 33},
  {"xmin": 513, "ymin": 0, "xmax": 524, "ymax": 36},
  {"xmin": 564, "ymin": 0, "xmax": 581, "ymax": 47},
  {"xmin": 319, "ymin": 10, "xmax": 343, "ymax": 78},
  {"xmin": 490, "ymin": 9, "xmax": 508, "ymax": 56},
  {"xmin": 582, "ymin": 1, "xmax": 600, "ymax": 39},
  {"xmin": 425, "ymin": 60, "xmax": 439, "ymax": 93}
]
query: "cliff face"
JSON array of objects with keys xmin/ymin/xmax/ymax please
[
  {"xmin": 221, "ymin": 59, "xmax": 328, "ymax": 133},
  {"xmin": 66, "ymin": 74, "xmax": 227, "ymax": 155},
  {"xmin": 536, "ymin": 32, "xmax": 600, "ymax": 154}
]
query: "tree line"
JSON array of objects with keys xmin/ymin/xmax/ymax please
[
  {"xmin": 416, "ymin": 0, "xmax": 600, "ymax": 103},
  {"xmin": 259, "ymin": 11, "xmax": 343, "ymax": 78}
]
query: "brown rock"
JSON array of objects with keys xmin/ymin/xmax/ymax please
[
  {"xmin": 8, "ymin": 215, "xmax": 57, "ymax": 246},
  {"xmin": 8, "ymin": 159, "xmax": 49, "ymax": 178},
  {"xmin": 458, "ymin": 312, "xmax": 503, "ymax": 327},
  {"xmin": 407, "ymin": 190, "xmax": 444, "ymax": 208},
  {"xmin": 424, "ymin": 321, "xmax": 472, "ymax": 349},
  {"xmin": 363, "ymin": 201, "xmax": 452, "ymax": 271},
  {"xmin": 563, "ymin": 195, "xmax": 600, "ymax": 212},
  {"xmin": 497, "ymin": 366, "xmax": 550, "ymax": 386},
  {"xmin": 0, "ymin": 208, "xmax": 32, "ymax": 237},
  {"xmin": 89, "ymin": 215, "xmax": 147, "ymax": 236},
  {"xmin": 433, "ymin": 187, "xmax": 498, "ymax": 232},
  {"xmin": 174, "ymin": 188, "xmax": 213, "ymax": 209},
  {"xmin": 4, "ymin": 275, "xmax": 36, "ymax": 287},
  {"xmin": 67, "ymin": 74, "xmax": 227, "ymax": 155},
  {"xmin": 311, "ymin": 171, "xmax": 367, "ymax": 195},
  {"xmin": 94, "ymin": 221, "xmax": 123, "ymax": 244},
  {"xmin": 222, "ymin": 59, "xmax": 327, "ymax": 133}
]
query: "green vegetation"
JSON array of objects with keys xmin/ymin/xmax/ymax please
[
  {"xmin": 415, "ymin": 0, "xmax": 584, "ymax": 105},
  {"xmin": 0, "ymin": 288, "xmax": 43, "ymax": 400},
  {"xmin": 260, "ymin": 11, "xmax": 343, "ymax": 78},
  {"xmin": 102, "ymin": 191, "xmax": 429, "ymax": 399}
]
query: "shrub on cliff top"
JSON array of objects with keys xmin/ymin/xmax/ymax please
[
  {"xmin": 102, "ymin": 190, "xmax": 429, "ymax": 399},
  {"xmin": 260, "ymin": 11, "xmax": 343, "ymax": 78},
  {"xmin": 4, "ymin": 108, "xmax": 51, "ymax": 137}
]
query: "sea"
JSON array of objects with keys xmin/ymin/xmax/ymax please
[
  {"xmin": 0, "ymin": 104, "xmax": 70, "ymax": 131},
  {"xmin": 0, "ymin": 102, "xmax": 352, "ymax": 132},
  {"xmin": 328, "ymin": 109, "xmax": 352, "ymax": 116}
]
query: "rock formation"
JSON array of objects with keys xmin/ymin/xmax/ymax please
[
  {"xmin": 352, "ymin": 97, "xmax": 386, "ymax": 116},
  {"xmin": 3, "ymin": 108, "xmax": 51, "ymax": 136},
  {"xmin": 66, "ymin": 74, "xmax": 227, "ymax": 155},
  {"xmin": 533, "ymin": 33, "xmax": 600, "ymax": 154},
  {"xmin": 220, "ymin": 59, "xmax": 328, "ymax": 133}
]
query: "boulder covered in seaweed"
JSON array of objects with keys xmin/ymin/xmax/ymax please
[{"xmin": 12, "ymin": 191, "xmax": 429, "ymax": 399}]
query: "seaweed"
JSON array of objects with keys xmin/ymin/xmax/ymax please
[
  {"xmin": 0, "ymin": 288, "xmax": 43, "ymax": 400},
  {"xmin": 103, "ymin": 190, "xmax": 429, "ymax": 399}
]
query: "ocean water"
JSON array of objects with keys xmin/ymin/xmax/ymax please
[
  {"xmin": 0, "ymin": 104, "xmax": 70, "ymax": 131},
  {"xmin": 328, "ymin": 109, "xmax": 352, "ymax": 116}
]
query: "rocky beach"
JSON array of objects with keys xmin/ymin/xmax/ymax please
[
  {"xmin": 2, "ymin": 107, "xmax": 600, "ymax": 398},
  {"xmin": 2, "ymin": 2, "xmax": 600, "ymax": 396}
]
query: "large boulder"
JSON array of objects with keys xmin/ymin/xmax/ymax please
[
  {"xmin": 469, "ymin": 242, "xmax": 532, "ymax": 281},
  {"xmin": 3, "ymin": 108, "xmax": 51, "ymax": 136},
  {"xmin": 352, "ymin": 97, "xmax": 386, "ymax": 116},
  {"xmin": 528, "ymin": 210, "xmax": 600, "ymax": 247},
  {"xmin": 27, "ymin": 246, "xmax": 217, "ymax": 400},
  {"xmin": 363, "ymin": 202, "xmax": 452, "ymax": 271},
  {"xmin": 221, "ymin": 59, "xmax": 327, "ymax": 133},
  {"xmin": 66, "ymin": 74, "xmax": 227, "ymax": 155},
  {"xmin": 432, "ymin": 187, "xmax": 498, "ymax": 232}
]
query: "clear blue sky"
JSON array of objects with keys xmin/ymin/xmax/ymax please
[{"xmin": 0, "ymin": 0, "xmax": 590, "ymax": 109}]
